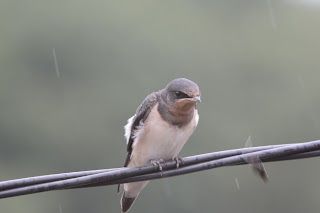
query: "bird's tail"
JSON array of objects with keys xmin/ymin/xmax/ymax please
[{"xmin": 121, "ymin": 191, "xmax": 136, "ymax": 213}]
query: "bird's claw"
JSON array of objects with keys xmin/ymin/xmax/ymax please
[
  {"xmin": 150, "ymin": 159, "xmax": 165, "ymax": 172},
  {"xmin": 172, "ymin": 157, "xmax": 184, "ymax": 170}
]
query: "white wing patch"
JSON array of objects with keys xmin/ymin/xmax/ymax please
[
  {"xmin": 124, "ymin": 115, "xmax": 135, "ymax": 144},
  {"xmin": 132, "ymin": 120, "xmax": 145, "ymax": 144},
  {"xmin": 195, "ymin": 110, "xmax": 199, "ymax": 127}
]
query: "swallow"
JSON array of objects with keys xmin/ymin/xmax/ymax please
[{"xmin": 119, "ymin": 78, "xmax": 201, "ymax": 213}]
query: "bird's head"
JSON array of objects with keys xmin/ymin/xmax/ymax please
[{"xmin": 163, "ymin": 78, "xmax": 201, "ymax": 112}]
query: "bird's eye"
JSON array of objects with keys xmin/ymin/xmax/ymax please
[{"xmin": 175, "ymin": 91, "xmax": 189, "ymax": 99}]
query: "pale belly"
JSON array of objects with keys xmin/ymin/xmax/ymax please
[{"xmin": 128, "ymin": 105, "xmax": 197, "ymax": 167}]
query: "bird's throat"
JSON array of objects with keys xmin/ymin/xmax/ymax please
[{"xmin": 157, "ymin": 101, "xmax": 195, "ymax": 127}]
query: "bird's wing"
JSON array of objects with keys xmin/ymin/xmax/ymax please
[{"xmin": 123, "ymin": 92, "xmax": 158, "ymax": 167}]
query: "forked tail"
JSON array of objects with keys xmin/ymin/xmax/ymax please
[{"xmin": 121, "ymin": 192, "xmax": 136, "ymax": 213}]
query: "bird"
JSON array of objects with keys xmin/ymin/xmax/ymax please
[{"xmin": 119, "ymin": 78, "xmax": 201, "ymax": 213}]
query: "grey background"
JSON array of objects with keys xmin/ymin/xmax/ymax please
[{"xmin": 1, "ymin": 1, "xmax": 320, "ymax": 212}]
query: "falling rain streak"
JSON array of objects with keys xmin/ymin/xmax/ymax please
[
  {"xmin": 267, "ymin": 0, "xmax": 277, "ymax": 31},
  {"xmin": 52, "ymin": 48, "xmax": 60, "ymax": 78}
]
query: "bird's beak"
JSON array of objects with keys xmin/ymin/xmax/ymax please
[{"xmin": 192, "ymin": 96, "xmax": 201, "ymax": 103}]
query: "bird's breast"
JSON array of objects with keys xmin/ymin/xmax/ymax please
[{"xmin": 129, "ymin": 103, "xmax": 198, "ymax": 167}]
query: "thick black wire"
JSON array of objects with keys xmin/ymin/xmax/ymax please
[{"xmin": 0, "ymin": 140, "xmax": 319, "ymax": 199}]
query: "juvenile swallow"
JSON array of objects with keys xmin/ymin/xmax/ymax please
[{"xmin": 119, "ymin": 78, "xmax": 201, "ymax": 213}]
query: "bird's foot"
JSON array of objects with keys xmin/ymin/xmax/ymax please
[
  {"xmin": 150, "ymin": 159, "xmax": 165, "ymax": 172},
  {"xmin": 172, "ymin": 156, "xmax": 184, "ymax": 170}
]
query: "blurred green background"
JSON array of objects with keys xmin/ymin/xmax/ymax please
[{"xmin": 1, "ymin": 0, "xmax": 320, "ymax": 212}]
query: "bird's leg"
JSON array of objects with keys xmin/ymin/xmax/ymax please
[
  {"xmin": 150, "ymin": 159, "xmax": 165, "ymax": 171},
  {"xmin": 172, "ymin": 157, "xmax": 184, "ymax": 170}
]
